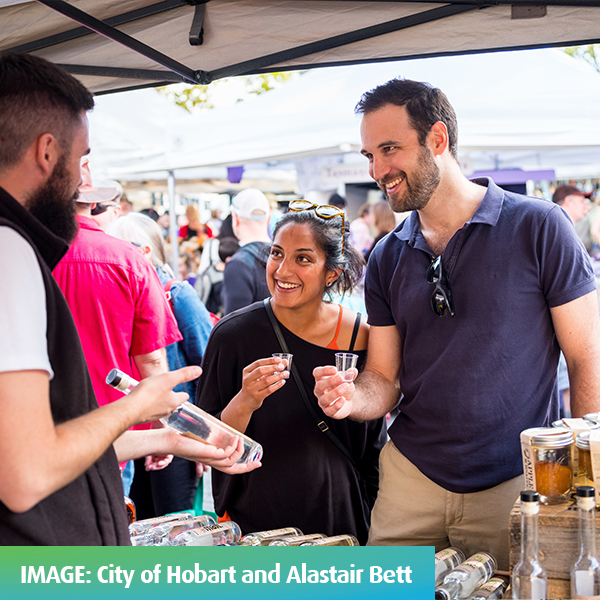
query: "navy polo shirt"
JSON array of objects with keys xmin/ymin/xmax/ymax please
[{"xmin": 365, "ymin": 178, "xmax": 596, "ymax": 493}]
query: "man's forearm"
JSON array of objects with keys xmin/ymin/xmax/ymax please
[
  {"xmin": 568, "ymin": 360, "xmax": 600, "ymax": 417},
  {"xmin": 351, "ymin": 370, "xmax": 401, "ymax": 422}
]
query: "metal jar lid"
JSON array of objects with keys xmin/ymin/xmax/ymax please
[
  {"xmin": 577, "ymin": 430, "xmax": 591, "ymax": 450},
  {"xmin": 531, "ymin": 428, "xmax": 574, "ymax": 448}
]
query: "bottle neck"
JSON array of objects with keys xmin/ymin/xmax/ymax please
[
  {"xmin": 436, "ymin": 580, "xmax": 459, "ymax": 600},
  {"xmin": 578, "ymin": 504, "xmax": 597, "ymax": 559},
  {"xmin": 521, "ymin": 509, "xmax": 540, "ymax": 560}
]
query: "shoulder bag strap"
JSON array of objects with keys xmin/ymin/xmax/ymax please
[
  {"xmin": 263, "ymin": 298, "xmax": 357, "ymax": 469},
  {"xmin": 348, "ymin": 312, "xmax": 362, "ymax": 352},
  {"xmin": 163, "ymin": 277, "xmax": 177, "ymax": 313}
]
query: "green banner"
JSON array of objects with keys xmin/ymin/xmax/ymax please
[{"xmin": 0, "ymin": 546, "xmax": 433, "ymax": 599}]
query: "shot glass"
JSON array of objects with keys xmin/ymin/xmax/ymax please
[
  {"xmin": 335, "ymin": 352, "xmax": 358, "ymax": 382},
  {"xmin": 272, "ymin": 353, "xmax": 293, "ymax": 374}
]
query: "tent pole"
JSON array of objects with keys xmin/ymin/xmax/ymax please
[{"xmin": 168, "ymin": 171, "xmax": 180, "ymax": 277}]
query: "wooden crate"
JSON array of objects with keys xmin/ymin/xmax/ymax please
[{"xmin": 508, "ymin": 496, "xmax": 600, "ymax": 599}]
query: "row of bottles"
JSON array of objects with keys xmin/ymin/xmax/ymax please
[
  {"xmin": 435, "ymin": 550, "xmax": 500, "ymax": 599},
  {"xmin": 513, "ymin": 487, "xmax": 600, "ymax": 599},
  {"xmin": 127, "ymin": 513, "xmax": 359, "ymax": 547}
]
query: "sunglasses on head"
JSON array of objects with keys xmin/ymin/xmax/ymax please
[
  {"xmin": 426, "ymin": 255, "xmax": 455, "ymax": 318},
  {"xmin": 288, "ymin": 200, "xmax": 345, "ymax": 253}
]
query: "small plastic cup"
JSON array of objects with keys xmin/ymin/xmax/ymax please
[
  {"xmin": 272, "ymin": 353, "xmax": 293, "ymax": 374},
  {"xmin": 335, "ymin": 352, "xmax": 358, "ymax": 382}
]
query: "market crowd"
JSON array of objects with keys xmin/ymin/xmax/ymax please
[{"xmin": 1, "ymin": 51, "xmax": 600, "ymax": 570}]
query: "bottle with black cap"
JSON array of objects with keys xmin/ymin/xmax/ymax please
[
  {"xmin": 571, "ymin": 485, "xmax": 600, "ymax": 598},
  {"xmin": 511, "ymin": 490, "xmax": 547, "ymax": 599},
  {"xmin": 434, "ymin": 552, "xmax": 497, "ymax": 600}
]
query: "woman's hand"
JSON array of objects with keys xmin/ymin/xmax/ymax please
[{"xmin": 237, "ymin": 356, "xmax": 289, "ymax": 412}]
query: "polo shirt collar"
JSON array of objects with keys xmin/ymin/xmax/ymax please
[
  {"xmin": 0, "ymin": 186, "xmax": 69, "ymax": 270},
  {"xmin": 394, "ymin": 177, "xmax": 504, "ymax": 247}
]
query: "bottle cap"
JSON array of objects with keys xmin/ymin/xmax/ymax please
[
  {"xmin": 577, "ymin": 485, "xmax": 595, "ymax": 497},
  {"xmin": 106, "ymin": 369, "xmax": 122, "ymax": 387},
  {"xmin": 520, "ymin": 490, "xmax": 540, "ymax": 502}
]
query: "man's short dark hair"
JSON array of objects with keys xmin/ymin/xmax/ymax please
[
  {"xmin": 0, "ymin": 53, "xmax": 94, "ymax": 172},
  {"xmin": 355, "ymin": 78, "xmax": 459, "ymax": 160}
]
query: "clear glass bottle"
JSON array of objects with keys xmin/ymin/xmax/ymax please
[
  {"xmin": 106, "ymin": 368, "xmax": 263, "ymax": 464},
  {"xmin": 512, "ymin": 490, "xmax": 547, "ymax": 599},
  {"xmin": 129, "ymin": 512, "xmax": 193, "ymax": 536},
  {"xmin": 466, "ymin": 576, "xmax": 507, "ymax": 600},
  {"xmin": 269, "ymin": 534, "xmax": 326, "ymax": 546},
  {"xmin": 435, "ymin": 547, "xmax": 466, "ymax": 586},
  {"xmin": 150, "ymin": 513, "xmax": 215, "ymax": 541},
  {"xmin": 571, "ymin": 485, "xmax": 600, "ymax": 599},
  {"xmin": 435, "ymin": 552, "xmax": 497, "ymax": 600},
  {"xmin": 530, "ymin": 429, "xmax": 573, "ymax": 505},
  {"xmin": 299, "ymin": 534, "xmax": 359, "ymax": 546},
  {"xmin": 240, "ymin": 527, "xmax": 303, "ymax": 546},
  {"xmin": 130, "ymin": 531, "xmax": 163, "ymax": 546},
  {"xmin": 171, "ymin": 521, "xmax": 242, "ymax": 546}
]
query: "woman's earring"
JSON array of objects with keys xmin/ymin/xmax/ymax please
[{"xmin": 326, "ymin": 281, "xmax": 333, "ymax": 288}]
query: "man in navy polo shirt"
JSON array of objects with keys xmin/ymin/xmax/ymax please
[{"xmin": 313, "ymin": 79, "xmax": 600, "ymax": 568}]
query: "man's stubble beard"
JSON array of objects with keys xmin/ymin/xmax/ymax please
[
  {"xmin": 382, "ymin": 144, "xmax": 441, "ymax": 213},
  {"xmin": 26, "ymin": 153, "xmax": 80, "ymax": 244}
]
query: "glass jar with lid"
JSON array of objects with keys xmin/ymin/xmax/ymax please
[
  {"xmin": 529, "ymin": 428, "xmax": 574, "ymax": 505},
  {"xmin": 576, "ymin": 430, "xmax": 594, "ymax": 488}
]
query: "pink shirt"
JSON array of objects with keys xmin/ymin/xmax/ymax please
[{"xmin": 53, "ymin": 216, "xmax": 182, "ymax": 415}]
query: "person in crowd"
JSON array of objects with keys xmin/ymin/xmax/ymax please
[
  {"xmin": 140, "ymin": 206, "xmax": 159, "ymax": 221},
  {"xmin": 81, "ymin": 161, "xmax": 124, "ymax": 232},
  {"xmin": 365, "ymin": 200, "xmax": 397, "ymax": 262},
  {"xmin": 222, "ymin": 188, "xmax": 272, "ymax": 315},
  {"xmin": 53, "ymin": 158, "xmax": 183, "ymax": 496},
  {"xmin": 196, "ymin": 203, "xmax": 386, "ymax": 544},
  {"xmin": 196, "ymin": 236, "xmax": 240, "ymax": 317},
  {"xmin": 0, "ymin": 52, "xmax": 258, "ymax": 545},
  {"xmin": 119, "ymin": 195, "xmax": 133, "ymax": 215},
  {"xmin": 328, "ymin": 192, "xmax": 347, "ymax": 211},
  {"xmin": 552, "ymin": 184, "xmax": 593, "ymax": 417},
  {"xmin": 109, "ymin": 213, "xmax": 214, "ymax": 517},
  {"xmin": 313, "ymin": 78, "xmax": 600, "ymax": 568},
  {"xmin": 156, "ymin": 211, "xmax": 170, "ymax": 240},
  {"xmin": 207, "ymin": 209, "xmax": 223, "ymax": 237},
  {"xmin": 180, "ymin": 204, "xmax": 211, "ymax": 241},
  {"xmin": 178, "ymin": 252, "xmax": 197, "ymax": 287},
  {"xmin": 349, "ymin": 202, "xmax": 374, "ymax": 256}
]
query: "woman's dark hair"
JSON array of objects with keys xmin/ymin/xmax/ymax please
[
  {"xmin": 355, "ymin": 78, "xmax": 458, "ymax": 160},
  {"xmin": 272, "ymin": 209, "xmax": 365, "ymax": 297}
]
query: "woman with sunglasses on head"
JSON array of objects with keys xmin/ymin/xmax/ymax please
[{"xmin": 196, "ymin": 201, "xmax": 386, "ymax": 544}]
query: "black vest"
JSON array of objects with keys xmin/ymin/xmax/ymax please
[{"xmin": 0, "ymin": 187, "xmax": 129, "ymax": 545}]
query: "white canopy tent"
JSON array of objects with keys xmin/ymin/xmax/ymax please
[
  {"xmin": 1, "ymin": 0, "xmax": 600, "ymax": 95},
  {"xmin": 91, "ymin": 48, "xmax": 600, "ymax": 188}
]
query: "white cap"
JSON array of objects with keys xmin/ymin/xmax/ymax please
[
  {"xmin": 77, "ymin": 157, "xmax": 122, "ymax": 204},
  {"xmin": 231, "ymin": 189, "xmax": 270, "ymax": 221}
]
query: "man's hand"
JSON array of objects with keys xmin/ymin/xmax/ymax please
[
  {"xmin": 121, "ymin": 366, "xmax": 202, "ymax": 425},
  {"xmin": 313, "ymin": 365, "xmax": 357, "ymax": 419}
]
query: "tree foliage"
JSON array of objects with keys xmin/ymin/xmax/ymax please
[
  {"xmin": 563, "ymin": 44, "xmax": 600, "ymax": 72},
  {"xmin": 158, "ymin": 72, "xmax": 297, "ymax": 112}
]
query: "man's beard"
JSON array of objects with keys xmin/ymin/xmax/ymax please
[
  {"xmin": 381, "ymin": 144, "xmax": 441, "ymax": 213},
  {"xmin": 26, "ymin": 155, "xmax": 80, "ymax": 244}
]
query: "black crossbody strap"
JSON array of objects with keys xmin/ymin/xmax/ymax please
[
  {"xmin": 349, "ymin": 312, "xmax": 361, "ymax": 352},
  {"xmin": 263, "ymin": 298, "xmax": 357, "ymax": 469}
]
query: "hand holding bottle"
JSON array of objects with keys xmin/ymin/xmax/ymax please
[{"xmin": 114, "ymin": 366, "xmax": 202, "ymax": 426}]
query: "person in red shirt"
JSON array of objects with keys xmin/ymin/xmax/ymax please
[{"xmin": 53, "ymin": 160, "xmax": 183, "ymax": 496}]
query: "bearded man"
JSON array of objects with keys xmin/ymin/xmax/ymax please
[
  {"xmin": 0, "ymin": 52, "xmax": 258, "ymax": 545},
  {"xmin": 313, "ymin": 78, "xmax": 600, "ymax": 568}
]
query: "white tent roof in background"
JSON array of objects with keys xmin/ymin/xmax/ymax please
[{"xmin": 92, "ymin": 48, "xmax": 600, "ymax": 181}]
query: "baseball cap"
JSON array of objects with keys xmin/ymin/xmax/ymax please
[
  {"xmin": 231, "ymin": 189, "xmax": 270, "ymax": 221},
  {"xmin": 552, "ymin": 184, "xmax": 591, "ymax": 204},
  {"xmin": 77, "ymin": 157, "xmax": 122, "ymax": 204}
]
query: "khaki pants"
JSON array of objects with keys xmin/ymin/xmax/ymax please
[{"xmin": 368, "ymin": 440, "xmax": 523, "ymax": 570}]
